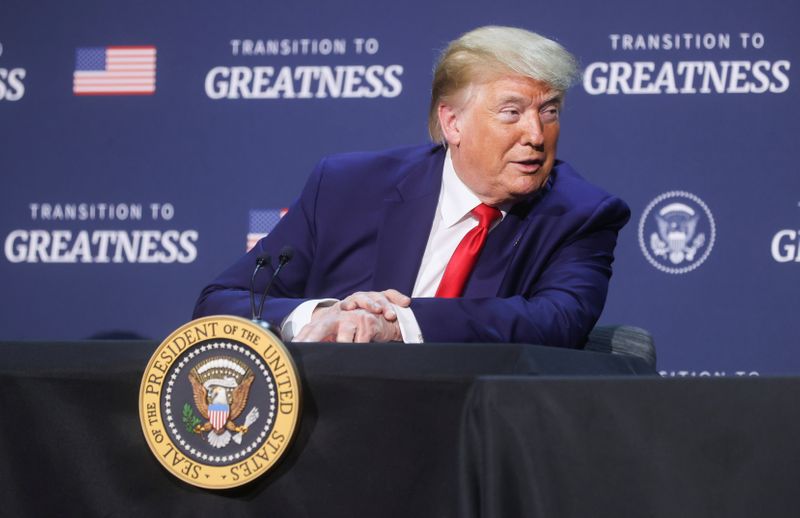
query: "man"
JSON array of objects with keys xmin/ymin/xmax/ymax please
[{"xmin": 193, "ymin": 26, "xmax": 630, "ymax": 347}]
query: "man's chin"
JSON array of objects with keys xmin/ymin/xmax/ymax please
[
  {"xmin": 500, "ymin": 183, "xmax": 549, "ymax": 206},
  {"xmin": 519, "ymin": 173, "xmax": 550, "ymax": 193}
]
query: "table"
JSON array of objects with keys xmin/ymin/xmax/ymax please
[{"xmin": 1, "ymin": 341, "xmax": 795, "ymax": 517}]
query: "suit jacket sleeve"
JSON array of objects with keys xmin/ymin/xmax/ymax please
[{"xmin": 409, "ymin": 194, "xmax": 630, "ymax": 348}]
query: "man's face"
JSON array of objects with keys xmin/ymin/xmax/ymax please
[{"xmin": 440, "ymin": 75, "xmax": 562, "ymax": 206}]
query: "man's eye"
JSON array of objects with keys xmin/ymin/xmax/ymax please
[
  {"xmin": 500, "ymin": 109, "xmax": 520, "ymax": 118},
  {"xmin": 541, "ymin": 107, "xmax": 560, "ymax": 123}
]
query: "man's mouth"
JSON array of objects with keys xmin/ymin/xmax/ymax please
[{"xmin": 512, "ymin": 159, "xmax": 544, "ymax": 172}]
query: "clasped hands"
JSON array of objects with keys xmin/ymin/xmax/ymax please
[{"xmin": 293, "ymin": 289, "xmax": 411, "ymax": 343}]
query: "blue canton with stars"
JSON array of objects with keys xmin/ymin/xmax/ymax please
[
  {"xmin": 249, "ymin": 209, "xmax": 283, "ymax": 234},
  {"xmin": 75, "ymin": 47, "xmax": 106, "ymax": 71}
]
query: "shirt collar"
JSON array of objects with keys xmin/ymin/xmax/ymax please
[{"xmin": 440, "ymin": 148, "xmax": 507, "ymax": 228}]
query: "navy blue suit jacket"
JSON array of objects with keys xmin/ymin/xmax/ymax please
[{"xmin": 193, "ymin": 144, "xmax": 630, "ymax": 348}]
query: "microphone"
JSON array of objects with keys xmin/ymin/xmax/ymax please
[
  {"xmin": 254, "ymin": 246, "xmax": 295, "ymax": 337},
  {"xmin": 278, "ymin": 245, "xmax": 294, "ymax": 265},
  {"xmin": 250, "ymin": 253, "xmax": 271, "ymax": 321},
  {"xmin": 256, "ymin": 246, "xmax": 294, "ymax": 323}
]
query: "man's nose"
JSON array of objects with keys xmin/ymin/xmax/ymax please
[{"xmin": 521, "ymin": 113, "xmax": 545, "ymax": 147}]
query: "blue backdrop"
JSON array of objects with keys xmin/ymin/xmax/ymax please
[{"xmin": 2, "ymin": 0, "xmax": 798, "ymax": 376}]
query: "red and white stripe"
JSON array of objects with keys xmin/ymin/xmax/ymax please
[{"xmin": 209, "ymin": 408, "xmax": 229, "ymax": 432}]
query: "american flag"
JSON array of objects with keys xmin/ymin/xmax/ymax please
[
  {"xmin": 247, "ymin": 208, "xmax": 288, "ymax": 251},
  {"xmin": 73, "ymin": 46, "xmax": 157, "ymax": 95}
]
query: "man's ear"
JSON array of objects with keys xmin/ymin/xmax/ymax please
[{"xmin": 438, "ymin": 103, "xmax": 461, "ymax": 147}]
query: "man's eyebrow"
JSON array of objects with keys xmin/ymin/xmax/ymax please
[
  {"xmin": 494, "ymin": 94, "xmax": 528, "ymax": 105},
  {"xmin": 541, "ymin": 93, "xmax": 563, "ymax": 105},
  {"xmin": 495, "ymin": 92, "xmax": 563, "ymax": 106}
]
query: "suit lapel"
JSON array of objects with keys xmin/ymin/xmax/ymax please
[
  {"xmin": 371, "ymin": 147, "xmax": 445, "ymax": 294},
  {"xmin": 465, "ymin": 172, "xmax": 554, "ymax": 297},
  {"xmin": 463, "ymin": 200, "xmax": 535, "ymax": 297}
]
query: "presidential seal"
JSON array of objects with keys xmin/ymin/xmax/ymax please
[
  {"xmin": 139, "ymin": 316, "xmax": 301, "ymax": 489},
  {"xmin": 638, "ymin": 191, "xmax": 716, "ymax": 274}
]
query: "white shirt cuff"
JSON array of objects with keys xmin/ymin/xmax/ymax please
[
  {"xmin": 281, "ymin": 298, "xmax": 338, "ymax": 342},
  {"xmin": 394, "ymin": 304, "xmax": 424, "ymax": 343}
]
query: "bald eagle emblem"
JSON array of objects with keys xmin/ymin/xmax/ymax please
[
  {"xmin": 638, "ymin": 191, "xmax": 716, "ymax": 274},
  {"xmin": 188, "ymin": 356, "xmax": 260, "ymax": 449},
  {"xmin": 650, "ymin": 202, "xmax": 706, "ymax": 265}
]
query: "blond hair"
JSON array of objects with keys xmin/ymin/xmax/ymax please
[{"xmin": 429, "ymin": 26, "xmax": 579, "ymax": 142}]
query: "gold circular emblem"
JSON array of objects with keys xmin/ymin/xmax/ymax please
[{"xmin": 139, "ymin": 316, "xmax": 301, "ymax": 489}]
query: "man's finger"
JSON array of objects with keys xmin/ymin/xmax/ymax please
[
  {"xmin": 382, "ymin": 289, "xmax": 411, "ymax": 307},
  {"xmin": 340, "ymin": 292, "xmax": 397, "ymax": 320},
  {"xmin": 340, "ymin": 292, "xmax": 382, "ymax": 313},
  {"xmin": 293, "ymin": 325, "xmax": 316, "ymax": 342},
  {"xmin": 353, "ymin": 311, "xmax": 382, "ymax": 343},
  {"xmin": 295, "ymin": 320, "xmax": 334, "ymax": 343},
  {"xmin": 293, "ymin": 329, "xmax": 310, "ymax": 342},
  {"xmin": 336, "ymin": 319, "xmax": 358, "ymax": 343},
  {"xmin": 353, "ymin": 323, "xmax": 372, "ymax": 343}
]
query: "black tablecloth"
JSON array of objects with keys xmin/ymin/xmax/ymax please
[
  {"xmin": 1, "ymin": 341, "xmax": 796, "ymax": 517},
  {"xmin": 459, "ymin": 376, "xmax": 800, "ymax": 517}
]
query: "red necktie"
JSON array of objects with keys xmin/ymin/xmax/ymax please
[{"xmin": 436, "ymin": 203, "xmax": 502, "ymax": 298}]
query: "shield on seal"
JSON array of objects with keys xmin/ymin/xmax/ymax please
[{"xmin": 208, "ymin": 403, "xmax": 230, "ymax": 432}]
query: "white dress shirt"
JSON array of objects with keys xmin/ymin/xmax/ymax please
[{"xmin": 281, "ymin": 148, "xmax": 505, "ymax": 342}]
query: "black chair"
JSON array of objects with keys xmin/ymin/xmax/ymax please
[{"xmin": 585, "ymin": 325, "xmax": 656, "ymax": 368}]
